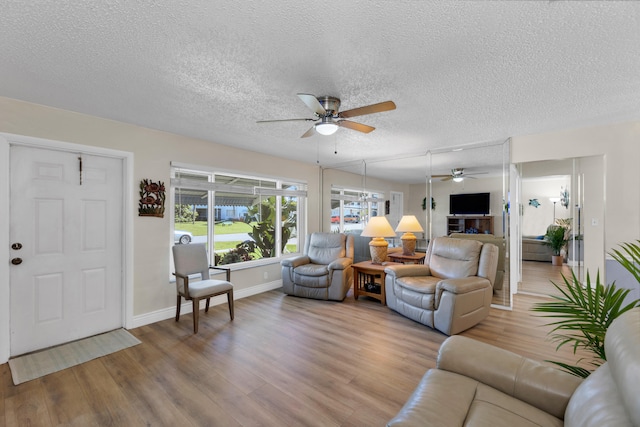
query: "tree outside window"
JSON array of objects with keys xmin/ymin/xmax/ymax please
[{"xmin": 172, "ymin": 167, "xmax": 305, "ymax": 267}]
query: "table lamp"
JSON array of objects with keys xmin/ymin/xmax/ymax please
[
  {"xmin": 361, "ymin": 216, "xmax": 397, "ymax": 264},
  {"xmin": 395, "ymin": 215, "xmax": 424, "ymax": 255}
]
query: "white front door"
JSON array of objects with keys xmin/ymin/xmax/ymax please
[{"xmin": 9, "ymin": 145, "xmax": 124, "ymax": 356}]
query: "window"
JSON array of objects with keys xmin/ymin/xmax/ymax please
[
  {"xmin": 330, "ymin": 186, "xmax": 384, "ymax": 233},
  {"xmin": 172, "ymin": 165, "xmax": 306, "ymax": 267}
]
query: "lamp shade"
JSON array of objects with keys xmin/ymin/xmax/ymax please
[
  {"xmin": 395, "ymin": 215, "xmax": 424, "ymax": 256},
  {"xmin": 395, "ymin": 215, "xmax": 424, "ymax": 233},
  {"xmin": 361, "ymin": 216, "xmax": 396, "ymax": 264},
  {"xmin": 361, "ymin": 216, "xmax": 396, "ymax": 238}
]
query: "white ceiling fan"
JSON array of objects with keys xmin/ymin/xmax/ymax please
[{"xmin": 432, "ymin": 168, "xmax": 488, "ymax": 182}]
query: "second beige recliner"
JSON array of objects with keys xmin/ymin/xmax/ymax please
[
  {"xmin": 281, "ymin": 232, "xmax": 354, "ymax": 301},
  {"xmin": 384, "ymin": 236, "xmax": 498, "ymax": 335},
  {"xmin": 448, "ymin": 233, "xmax": 505, "ymax": 291}
]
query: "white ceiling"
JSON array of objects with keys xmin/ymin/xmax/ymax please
[{"xmin": 1, "ymin": 1, "xmax": 639, "ymax": 183}]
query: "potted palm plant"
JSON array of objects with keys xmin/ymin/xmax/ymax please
[
  {"xmin": 544, "ymin": 225, "xmax": 568, "ymax": 266},
  {"xmin": 532, "ymin": 240, "xmax": 640, "ymax": 378}
]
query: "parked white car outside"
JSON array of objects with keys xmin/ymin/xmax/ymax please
[{"xmin": 174, "ymin": 230, "xmax": 192, "ymax": 244}]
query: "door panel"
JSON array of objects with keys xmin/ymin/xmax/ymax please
[{"xmin": 10, "ymin": 145, "xmax": 123, "ymax": 356}]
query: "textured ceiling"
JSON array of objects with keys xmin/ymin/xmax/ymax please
[{"xmin": 1, "ymin": 1, "xmax": 639, "ymax": 183}]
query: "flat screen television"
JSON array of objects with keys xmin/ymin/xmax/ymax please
[{"xmin": 449, "ymin": 192, "xmax": 490, "ymax": 215}]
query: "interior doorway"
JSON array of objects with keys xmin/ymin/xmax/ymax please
[{"xmin": 516, "ymin": 156, "xmax": 603, "ymax": 297}]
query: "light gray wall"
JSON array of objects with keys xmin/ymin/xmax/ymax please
[
  {"xmin": 521, "ymin": 176, "xmax": 571, "ymax": 236},
  {"xmin": 0, "ymin": 96, "xmax": 322, "ymax": 320}
]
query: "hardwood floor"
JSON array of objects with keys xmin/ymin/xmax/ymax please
[
  {"xmin": 1, "ymin": 288, "xmax": 586, "ymax": 426},
  {"xmin": 520, "ymin": 260, "xmax": 583, "ymax": 297},
  {"xmin": 491, "ymin": 259, "xmax": 584, "ymax": 307}
]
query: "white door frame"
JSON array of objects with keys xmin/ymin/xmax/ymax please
[{"xmin": 0, "ymin": 133, "xmax": 134, "ymax": 364}]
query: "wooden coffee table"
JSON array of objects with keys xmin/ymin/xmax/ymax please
[{"xmin": 352, "ymin": 260, "xmax": 401, "ymax": 306}]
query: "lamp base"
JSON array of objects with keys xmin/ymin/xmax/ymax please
[
  {"xmin": 369, "ymin": 237, "xmax": 389, "ymax": 264},
  {"xmin": 401, "ymin": 232, "xmax": 417, "ymax": 256}
]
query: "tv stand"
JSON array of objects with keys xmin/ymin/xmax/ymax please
[{"xmin": 447, "ymin": 215, "xmax": 494, "ymax": 235}]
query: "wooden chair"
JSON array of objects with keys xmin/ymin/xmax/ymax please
[{"xmin": 172, "ymin": 243, "xmax": 234, "ymax": 333}]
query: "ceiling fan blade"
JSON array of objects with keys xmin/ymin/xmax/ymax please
[
  {"xmin": 257, "ymin": 118, "xmax": 316, "ymax": 123},
  {"xmin": 431, "ymin": 174, "xmax": 451, "ymax": 178},
  {"xmin": 297, "ymin": 93, "xmax": 326, "ymax": 116},
  {"xmin": 337, "ymin": 120, "xmax": 375, "ymax": 133},
  {"xmin": 338, "ymin": 100, "xmax": 396, "ymax": 119},
  {"xmin": 300, "ymin": 126, "xmax": 316, "ymax": 138}
]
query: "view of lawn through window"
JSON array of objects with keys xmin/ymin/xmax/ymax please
[{"xmin": 172, "ymin": 167, "xmax": 306, "ymax": 266}]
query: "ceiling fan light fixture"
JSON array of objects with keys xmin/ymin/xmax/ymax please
[
  {"xmin": 315, "ymin": 121, "xmax": 339, "ymax": 135},
  {"xmin": 453, "ymin": 176, "xmax": 464, "ymax": 183}
]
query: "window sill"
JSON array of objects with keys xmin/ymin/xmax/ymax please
[{"xmin": 169, "ymin": 254, "xmax": 299, "ymax": 282}]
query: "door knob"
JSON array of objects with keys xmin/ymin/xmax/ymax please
[
  {"xmin": 11, "ymin": 258, "xmax": 22, "ymax": 265},
  {"xmin": 11, "ymin": 243, "xmax": 22, "ymax": 250}
]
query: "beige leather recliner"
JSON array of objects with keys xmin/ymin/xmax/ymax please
[
  {"xmin": 388, "ymin": 307, "xmax": 640, "ymax": 426},
  {"xmin": 281, "ymin": 232, "xmax": 354, "ymax": 301},
  {"xmin": 449, "ymin": 233, "xmax": 505, "ymax": 291},
  {"xmin": 384, "ymin": 236, "xmax": 498, "ymax": 335}
]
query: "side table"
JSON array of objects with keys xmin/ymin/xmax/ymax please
[
  {"xmin": 352, "ymin": 261, "xmax": 401, "ymax": 306},
  {"xmin": 387, "ymin": 252, "xmax": 426, "ymax": 264}
]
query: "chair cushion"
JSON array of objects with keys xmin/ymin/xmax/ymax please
[
  {"xmin": 307, "ymin": 233, "xmax": 347, "ymax": 265},
  {"xmin": 428, "ymin": 237, "xmax": 482, "ymax": 279},
  {"xmin": 173, "ymin": 243, "xmax": 212, "ymax": 279},
  {"xmin": 387, "ymin": 369, "xmax": 563, "ymax": 427},
  {"xmin": 180, "ymin": 279, "xmax": 232, "ymax": 298},
  {"xmin": 393, "ymin": 277, "xmax": 439, "ymax": 310},
  {"xmin": 294, "ymin": 263, "xmax": 329, "ymax": 277},
  {"xmin": 292, "ymin": 271, "xmax": 330, "ymax": 288}
]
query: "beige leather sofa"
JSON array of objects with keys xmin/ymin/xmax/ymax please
[
  {"xmin": 281, "ymin": 232, "xmax": 354, "ymax": 301},
  {"xmin": 388, "ymin": 307, "xmax": 640, "ymax": 426},
  {"xmin": 522, "ymin": 235, "xmax": 555, "ymax": 261},
  {"xmin": 522, "ymin": 225, "xmax": 560, "ymax": 262},
  {"xmin": 384, "ymin": 237, "xmax": 498, "ymax": 335},
  {"xmin": 449, "ymin": 233, "xmax": 505, "ymax": 291}
]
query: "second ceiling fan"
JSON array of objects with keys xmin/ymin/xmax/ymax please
[
  {"xmin": 257, "ymin": 93, "xmax": 396, "ymax": 138},
  {"xmin": 433, "ymin": 168, "xmax": 488, "ymax": 182}
]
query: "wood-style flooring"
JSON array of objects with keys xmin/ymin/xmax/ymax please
[
  {"xmin": 491, "ymin": 259, "xmax": 584, "ymax": 306},
  {"xmin": 1, "ymin": 285, "xmax": 586, "ymax": 426},
  {"xmin": 520, "ymin": 260, "xmax": 583, "ymax": 297}
]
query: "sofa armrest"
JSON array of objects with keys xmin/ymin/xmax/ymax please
[
  {"xmin": 328, "ymin": 257, "xmax": 353, "ymax": 270},
  {"xmin": 384, "ymin": 264, "xmax": 431, "ymax": 278},
  {"xmin": 436, "ymin": 277, "xmax": 491, "ymax": 294},
  {"xmin": 437, "ymin": 336, "xmax": 582, "ymax": 419},
  {"xmin": 281, "ymin": 255, "xmax": 310, "ymax": 268}
]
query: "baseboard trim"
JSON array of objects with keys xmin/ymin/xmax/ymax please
[{"xmin": 129, "ymin": 280, "xmax": 282, "ymax": 329}]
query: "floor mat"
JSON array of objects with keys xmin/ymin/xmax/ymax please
[{"xmin": 8, "ymin": 328, "xmax": 141, "ymax": 385}]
